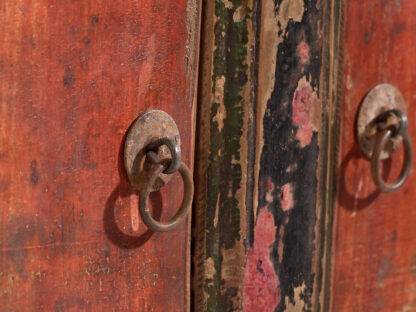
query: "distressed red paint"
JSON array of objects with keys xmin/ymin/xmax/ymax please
[
  {"xmin": 0, "ymin": 0, "xmax": 199, "ymax": 310},
  {"xmin": 292, "ymin": 81, "xmax": 313, "ymax": 147},
  {"xmin": 243, "ymin": 208, "xmax": 280, "ymax": 312},
  {"xmin": 332, "ymin": 1, "xmax": 416, "ymax": 311},
  {"xmin": 280, "ymin": 183, "xmax": 295, "ymax": 212}
]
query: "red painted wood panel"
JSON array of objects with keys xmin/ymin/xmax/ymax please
[
  {"xmin": 332, "ymin": 1, "xmax": 416, "ymax": 311},
  {"xmin": 0, "ymin": 0, "xmax": 199, "ymax": 310}
]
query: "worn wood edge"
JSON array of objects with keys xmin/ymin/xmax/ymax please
[
  {"xmin": 192, "ymin": 0, "xmax": 215, "ymax": 310},
  {"xmin": 192, "ymin": 0, "xmax": 255, "ymax": 310},
  {"xmin": 310, "ymin": 0, "xmax": 331, "ymax": 309},
  {"xmin": 186, "ymin": 0, "xmax": 202, "ymax": 311},
  {"xmin": 193, "ymin": 0, "xmax": 341, "ymax": 310},
  {"xmin": 320, "ymin": 0, "xmax": 345, "ymax": 310}
]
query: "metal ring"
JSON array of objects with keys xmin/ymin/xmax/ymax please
[
  {"xmin": 371, "ymin": 127, "xmax": 412, "ymax": 193},
  {"xmin": 146, "ymin": 137, "xmax": 181, "ymax": 174},
  {"xmin": 139, "ymin": 159, "xmax": 193, "ymax": 232},
  {"xmin": 374, "ymin": 109, "xmax": 408, "ymax": 136}
]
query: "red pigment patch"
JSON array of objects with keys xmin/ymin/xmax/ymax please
[
  {"xmin": 280, "ymin": 183, "xmax": 295, "ymax": 211},
  {"xmin": 297, "ymin": 41, "xmax": 310, "ymax": 65},
  {"xmin": 292, "ymin": 81, "xmax": 313, "ymax": 147},
  {"xmin": 243, "ymin": 209, "xmax": 280, "ymax": 311},
  {"xmin": 260, "ymin": 177, "xmax": 275, "ymax": 203},
  {"xmin": 265, "ymin": 178, "xmax": 275, "ymax": 203}
]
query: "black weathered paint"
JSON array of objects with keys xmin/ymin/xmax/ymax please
[{"xmin": 257, "ymin": 1, "xmax": 321, "ymax": 311}]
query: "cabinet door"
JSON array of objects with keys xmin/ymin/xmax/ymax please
[
  {"xmin": 0, "ymin": 1, "xmax": 200, "ymax": 311},
  {"xmin": 332, "ymin": 1, "xmax": 416, "ymax": 311}
]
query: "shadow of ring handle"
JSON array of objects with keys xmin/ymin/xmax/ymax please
[
  {"xmin": 371, "ymin": 128, "xmax": 413, "ymax": 193},
  {"xmin": 139, "ymin": 159, "xmax": 193, "ymax": 232}
]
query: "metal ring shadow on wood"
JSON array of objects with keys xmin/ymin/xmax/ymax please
[
  {"xmin": 139, "ymin": 158, "xmax": 194, "ymax": 232},
  {"xmin": 371, "ymin": 128, "xmax": 413, "ymax": 193}
]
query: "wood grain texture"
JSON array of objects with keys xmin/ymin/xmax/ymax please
[
  {"xmin": 0, "ymin": 0, "xmax": 200, "ymax": 311},
  {"xmin": 331, "ymin": 1, "xmax": 416, "ymax": 311},
  {"xmin": 193, "ymin": 0, "xmax": 331, "ymax": 311},
  {"xmin": 193, "ymin": 0, "xmax": 255, "ymax": 310},
  {"xmin": 252, "ymin": 0, "xmax": 324, "ymax": 310}
]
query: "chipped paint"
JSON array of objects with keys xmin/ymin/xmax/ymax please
[
  {"xmin": 243, "ymin": 208, "xmax": 280, "ymax": 311},
  {"xmin": 0, "ymin": 0, "xmax": 201, "ymax": 309},
  {"xmin": 262, "ymin": 177, "xmax": 275, "ymax": 204},
  {"xmin": 220, "ymin": 242, "xmax": 246, "ymax": 310},
  {"xmin": 254, "ymin": 0, "xmax": 280, "ymax": 220},
  {"xmin": 195, "ymin": 0, "xmax": 325, "ymax": 310},
  {"xmin": 284, "ymin": 282, "xmax": 307, "ymax": 311},
  {"xmin": 278, "ymin": 0, "xmax": 305, "ymax": 32},
  {"xmin": 254, "ymin": 0, "xmax": 306, "ymax": 220},
  {"xmin": 233, "ymin": 6, "xmax": 247, "ymax": 23},
  {"xmin": 213, "ymin": 76, "xmax": 226, "ymax": 132},
  {"xmin": 194, "ymin": 0, "xmax": 252, "ymax": 310},
  {"xmin": 252, "ymin": 0, "xmax": 321, "ymax": 310},
  {"xmin": 292, "ymin": 76, "xmax": 318, "ymax": 147},
  {"xmin": 204, "ymin": 257, "xmax": 216, "ymax": 282},
  {"xmin": 281, "ymin": 183, "xmax": 295, "ymax": 212},
  {"xmin": 297, "ymin": 41, "xmax": 310, "ymax": 65},
  {"xmin": 221, "ymin": 0, "xmax": 234, "ymax": 10}
]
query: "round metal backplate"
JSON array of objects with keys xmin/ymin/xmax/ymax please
[
  {"xmin": 124, "ymin": 110, "xmax": 181, "ymax": 191},
  {"xmin": 356, "ymin": 83, "xmax": 407, "ymax": 160}
]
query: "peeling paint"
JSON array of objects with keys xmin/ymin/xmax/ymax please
[
  {"xmin": 263, "ymin": 177, "xmax": 275, "ymax": 204},
  {"xmin": 221, "ymin": 243, "xmax": 246, "ymax": 310},
  {"xmin": 254, "ymin": 0, "xmax": 321, "ymax": 310},
  {"xmin": 195, "ymin": 0, "xmax": 324, "ymax": 310},
  {"xmin": 292, "ymin": 76, "xmax": 318, "ymax": 147},
  {"xmin": 204, "ymin": 257, "xmax": 216, "ymax": 282},
  {"xmin": 198, "ymin": 0, "xmax": 252, "ymax": 310},
  {"xmin": 278, "ymin": 0, "xmax": 305, "ymax": 32},
  {"xmin": 284, "ymin": 282, "xmax": 307, "ymax": 311},
  {"xmin": 281, "ymin": 183, "xmax": 295, "ymax": 212},
  {"xmin": 254, "ymin": 0, "xmax": 280, "ymax": 221},
  {"xmin": 254, "ymin": 0, "xmax": 306, "ymax": 221},
  {"xmin": 213, "ymin": 76, "xmax": 226, "ymax": 132},
  {"xmin": 221, "ymin": 0, "xmax": 234, "ymax": 10},
  {"xmin": 297, "ymin": 41, "xmax": 310, "ymax": 65},
  {"xmin": 233, "ymin": 6, "xmax": 246, "ymax": 23},
  {"xmin": 243, "ymin": 208, "xmax": 280, "ymax": 312}
]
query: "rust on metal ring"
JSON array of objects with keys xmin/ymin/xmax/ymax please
[
  {"xmin": 374, "ymin": 109, "xmax": 408, "ymax": 137},
  {"xmin": 371, "ymin": 127, "xmax": 413, "ymax": 193},
  {"xmin": 139, "ymin": 159, "xmax": 193, "ymax": 232},
  {"xmin": 146, "ymin": 137, "xmax": 181, "ymax": 174}
]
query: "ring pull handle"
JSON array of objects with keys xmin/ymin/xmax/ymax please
[
  {"xmin": 146, "ymin": 138, "xmax": 182, "ymax": 174},
  {"xmin": 357, "ymin": 84, "xmax": 413, "ymax": 193},
  {"xmin": 371, "ymin": 116, "xmax": 413, "ymax": 193},
  {"xmin": 140, "ymin": 147, "xmax": 193, "ymax": 232},
  {"xmin": 124, "ymin": 110, "xmax": 194, "ymax": 232}
]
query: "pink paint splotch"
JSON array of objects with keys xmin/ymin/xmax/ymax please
[
  {"xmin": 292, "ymin": 81, "xmax": 314, "ymax": 147},
  {"xmin": 265, "ymin": 178, "xmax": 275, "ymax": 204},
  {"xmin": 243, "ymin": 209, "xmax": 280, "ymax": 311},
  {"xmin": 297, "ymin": 41, "xmax": 310, "ymax": 65},
  {"xmin": 281, "ymin": 183, "xmax": 295, "ymax": 212}
]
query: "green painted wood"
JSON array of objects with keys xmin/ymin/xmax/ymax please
[{"xmin": 193, "ymin": 0, "xmax": 338, "ymax": 311}]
